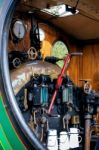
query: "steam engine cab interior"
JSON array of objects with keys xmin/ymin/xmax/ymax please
[{"xmin": 0, "ymin": 0, "xmax": 99, "ymax": 150}]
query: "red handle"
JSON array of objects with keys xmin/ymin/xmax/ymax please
[{"xmin": 48, "ymin": 54, "xmax": 71, "ymax": 114}]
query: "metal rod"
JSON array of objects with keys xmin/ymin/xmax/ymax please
[{"xmin": 84, "ymin": 114, "xmax": 92, "ymax": 150}]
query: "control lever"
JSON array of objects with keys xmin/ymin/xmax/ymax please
[
  {"xmin": 70, "ymin": 52, "xmax": 83, "ymax": 56},
  {"xmin": 48, "ymin": 52, "xmax": 83, "ymax": 114},
  {"xmin": 44, "ymin": 56, "xmax": 63, "ymax": 64}
]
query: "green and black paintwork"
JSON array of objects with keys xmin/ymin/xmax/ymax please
[
  {"xmin": 0, "ymin": 96, "xmax": 25, "ymax": 150},
  {"xmin": 0, "ymin": 1, "xmax": 46, "ymax": 150}
]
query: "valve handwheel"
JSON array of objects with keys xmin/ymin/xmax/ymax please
[
  {"xmin": 27, "ymin": 47, "xmax": 38, "ymax": 60},
  {"xmin": 12, "ymin": 57, "xmax": 21, "ymax": 68}
]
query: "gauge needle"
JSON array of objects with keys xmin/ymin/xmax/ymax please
[{"xmin": 18, "ymin": 24, "xmax": 21, "ymax": 38}]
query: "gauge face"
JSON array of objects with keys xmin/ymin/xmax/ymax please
[{"xmin": 13, "ymin": 20, "xmax": 26, "ymax": 39}]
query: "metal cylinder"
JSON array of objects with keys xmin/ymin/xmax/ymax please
[
  {"xmin": 68, "ymin": 85, "xmax": 73, "ymax": 103},
  {"xmin": 62, "ymin": 87, "xmax": 69, "ymax": 103},
  {"xmin": 41, "ymin": 86, "xmax": 48, "ymax": 105},
  {"xmin": 84, "ymin": 114, "xmax": 92, "ymax": 150}
]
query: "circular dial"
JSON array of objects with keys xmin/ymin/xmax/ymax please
[{"xmin": 12, "ymin": 20, "xmax": 26, "ymax": 39}]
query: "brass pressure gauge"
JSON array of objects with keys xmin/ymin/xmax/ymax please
[{"xmin": 12, "ymin": 20, "xmax": 26, "ymax": 39}]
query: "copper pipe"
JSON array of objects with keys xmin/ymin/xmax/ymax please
[{"xmin": 84, "ymin": 114, "xmax": 92, "ymax": 150}]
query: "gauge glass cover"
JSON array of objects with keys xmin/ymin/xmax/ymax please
[{"xmin": 13, "ymin": 20, "xmax": 26, "ymax": 39}]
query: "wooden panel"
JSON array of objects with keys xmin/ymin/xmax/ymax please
[
  {"xmin": 68, "ymin": 43, "xmax": 99, "ymax": 91},
  {"xmin": 81, "ymin": 44, "xmax": 99, "ymax": 91},
  {"xmin": 67, "ymin": 44, "xmax": 79, "ymax": 86}
]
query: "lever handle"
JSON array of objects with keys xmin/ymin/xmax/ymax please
[{"xmin": 71, "ymin": 52, "xmax": 83, "ymax": 56}]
